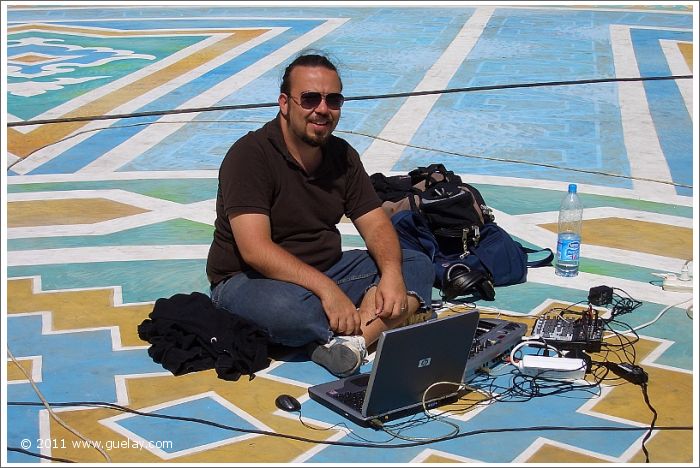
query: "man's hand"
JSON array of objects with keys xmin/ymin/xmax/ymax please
[
  {"xmin": 320, "ymin": 287, "xmax": 362, "ymax": 336},
  {"xmin": 353, "ymin": 207, "xmax": 409, "ymax": 321},
  {"xmin": 373, "ymin": 271, "xmax": 408, "ymax": 320}
]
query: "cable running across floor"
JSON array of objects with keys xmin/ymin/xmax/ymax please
[{"xmin": 7, "ymin": 74, "xmax": 692, "ymax": 128}]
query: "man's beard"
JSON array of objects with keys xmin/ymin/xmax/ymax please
[
  {"xmin": 301, "ymin": 133, "xmax": 328, "ymax": 147},
  {"xmin": 300, "ymin": 126, "xmax": 332, "ymax": 147},
  {"xmin": 284, "ymin": 112, "xmax": 334, "ymax": 147}
]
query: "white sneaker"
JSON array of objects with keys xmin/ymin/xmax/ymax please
[
  {"xmin": 308, "ymin": 335, "xmax": 367, "ymax": 377},
  {"xmin": 337, "ymin": 335, "xmax": 368, "ymax": 361}
]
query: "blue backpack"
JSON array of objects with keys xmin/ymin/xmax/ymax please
[{"xmin": 371, "ymin": 165, "xmax": 553, "ymax": 301}]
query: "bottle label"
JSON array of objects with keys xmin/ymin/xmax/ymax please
[{"xmin": 557, "ymin": 236, "xmax": 580, "ymax": 261}]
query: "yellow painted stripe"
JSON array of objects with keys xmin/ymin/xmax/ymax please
[
  {"xmin": 8, "ymin": 28, "xmax": 268, "ymax": 158},
  {"xmin": 678, "ymin": 42, "xmax": 692, "ymax": 69},
  {"xmin": 6, "ymin": 358, "xmax": 34, "ymax": 382},
  {"xmin": 8, "ymin": 277, "xmax": 153, "ymax": 348},
  {"xmin": 587, "ymin": 336, "xmax": 693, "ymax": 463},
  {"xmin": 8, "ymin": 199, "xmax": 148, "ymax": 227},
  {"xmin": 11, "ymin": 53, "xmax": 52, "ymax": 63},
  {"xmin": 423, "ymin": 453, "xmax": 469, "ymax": 463},
  {"xmin": 8, "ymin": 23, "xmax": 264, "ymax": 37},
  {"xmin": 526, "ymin": 444, "xmax": 609, "ymax": 463},
  {"xmin": 540, "ymin": 218, "xmax": 692, "ymax": 260}
]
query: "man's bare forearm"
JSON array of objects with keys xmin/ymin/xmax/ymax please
[
  {"xmin": 355, "ymin": 208, "xmax": 403, "ymax": 278},
  {"xmin": 243, "ymin": 239, "xmax": 339, "ymax": 298}
]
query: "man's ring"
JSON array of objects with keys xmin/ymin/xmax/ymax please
[{"xmin": 401, "ymin": 305, "xmax": 407, "ymax": 311}]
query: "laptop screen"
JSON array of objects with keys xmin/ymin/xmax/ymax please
[{"xmin": 363, "ymin": 310, "xmax": 480, "ymax": 417}]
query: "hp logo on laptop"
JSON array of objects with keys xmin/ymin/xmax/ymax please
[{"xmin": 418, "ymin": 357, "xmax": 432, "ymax": 368}]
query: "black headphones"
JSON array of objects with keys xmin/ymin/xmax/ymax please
[{"xmin": 441, "ymin": 263, "xmax": 496, "ymax": 301}]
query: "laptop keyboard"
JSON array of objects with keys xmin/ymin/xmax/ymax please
[{"xmin": 328, "ymin": 389, "xmax": 366, "ymax": 412}]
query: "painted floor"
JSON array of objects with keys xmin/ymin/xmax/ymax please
[{"xmin": 3, "ymin": 2, "xmax": 697, "ymax": 465}]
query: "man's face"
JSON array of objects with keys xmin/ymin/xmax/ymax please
[{"xmin": 280, "ymin": 66, "xmax": 342, "ymax": 147}]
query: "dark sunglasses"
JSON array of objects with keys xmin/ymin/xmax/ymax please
[{"xmin": 291, "ymin": 91, "xmax": 345, "ymax": 110}]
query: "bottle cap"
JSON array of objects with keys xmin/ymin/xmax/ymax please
[{"xmin": 568, "ymin": 183, "xmax": 577, "ymax": 193}]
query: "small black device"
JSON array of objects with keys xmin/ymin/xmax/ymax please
[
  {"xmin": 608, "ymin": 362, "xmax": 648, "ymax": 385},
  {"xmin": 588, "ymin": 285, "xmax": 613, "ymax": 306},
  {"xmin": 442, "ymin": 263, "xmax": 496, "ymax": 301},
  {"xmin": 275, "ymin": 394, "xmax": 301, "ymax": 412}
]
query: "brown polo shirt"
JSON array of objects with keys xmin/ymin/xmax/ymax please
[{"xmin": 206, "ymin": 116, "xmax": 382, "ymax": 285}]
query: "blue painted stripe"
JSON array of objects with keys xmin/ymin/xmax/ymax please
[
  {"xmin": 28, "ymin": 20, "xmax": 321, "ymax": 174},
  {"xmin": 631, "ymin": 28, "xmax": 692, "ymax": 196}
]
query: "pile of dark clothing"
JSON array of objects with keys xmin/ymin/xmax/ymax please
[{"xmin": 138, "ymin": 292, "xmax": 269, "ymax": 381}]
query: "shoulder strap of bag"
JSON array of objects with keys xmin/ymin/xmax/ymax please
[{"xmin": 521, "ymin": 246, "xmax": 554, "ymax": 268}]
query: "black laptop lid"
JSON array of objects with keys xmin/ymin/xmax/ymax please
[{"xmin": 362, "ymin": 310, "xmax": 479, "ymax": 417}]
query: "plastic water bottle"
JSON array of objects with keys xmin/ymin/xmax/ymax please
[{"xmin": 555, "ymin": 184, "xmax": 583, "ymax": 277}]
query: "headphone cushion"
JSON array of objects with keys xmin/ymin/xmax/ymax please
[{"xmin": 442, "ymin": 263, "xmax": 496, "ymax": 301}]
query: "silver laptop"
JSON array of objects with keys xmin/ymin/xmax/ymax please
[{"xmin": 308, "ymin": 310, "xmax": 480, "ymax": 427}]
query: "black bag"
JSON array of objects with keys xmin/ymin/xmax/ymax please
[
  {"xmin": 372, "ymin": 163, "xmax": 494, "ymax": 253},
  {"xmin": 372, "ymin": 164, "xmax": 553, "ymax": 300}
]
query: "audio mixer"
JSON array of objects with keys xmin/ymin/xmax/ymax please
[
  {"xmin": 463, "ymin": 317, "xmax": 527, "ymax": 382},
  {"xmin": 531, "ymin": 312, "xmax": 603, "ymax": 352}
]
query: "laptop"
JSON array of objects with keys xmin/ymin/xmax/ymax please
[{"xmin": 308, "ymin": 310, "xmax": 480, "ymax": 427}]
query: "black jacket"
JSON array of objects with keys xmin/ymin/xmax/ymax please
[{"xmin": 138, "ymin": 292, "xmax": 269, "ymax": 381}]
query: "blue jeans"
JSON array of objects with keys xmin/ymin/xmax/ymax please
[{"xmin": 210, "ymin": 249, "xmax": 434, "ymax": 347}]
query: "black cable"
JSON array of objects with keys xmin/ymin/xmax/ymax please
[
  {"xmin": 609, "ymin": 288, "xmax": 643, "ymax": 320},
  {"xmin": 601, "ymin": 318, "xmax": 640, "ymax": 364},
  {"xmin": 6, "ymin": 400, "xmax": 691, "ymax": 450},
  {"xmin": 602, "ymin": 359, "xmax": 656, "ymax": 463},
  {"xmin": 347, "ymin": 75, "xmax": 693, "ymax": 103},
  {"xmin": 639, "ymin": 383, "xmax": 658, "ymax": 464},
  {"xmin": 7, "ymin": 74, "xmax": 692, "ymax": 128},
  {"xmin": 294, "ymin": 409, "xmax": 399, "ymax": 444},
  {"xmin": 588, "ymin": 360, "xmax": 614, "ymax": 383},
  {"xmin": 507, "ymin": 372, "xmax": 602, "ymax": 401},
  {"xmin": 6, "ymin": 447, "xmax": 76, "ymax": 463}
]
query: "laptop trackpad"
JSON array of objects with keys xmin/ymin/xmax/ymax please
[{"xmin": 341, "ymin": 373, "xmax": 370, "ymax": 391}]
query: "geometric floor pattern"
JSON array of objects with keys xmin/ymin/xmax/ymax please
[{"xmin": 3, "ymin": 3, "xmax": 696, "ymax": 464}]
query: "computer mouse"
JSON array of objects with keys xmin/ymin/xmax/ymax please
[{"xmin": 275, "ymin": 394, "xmax": 301, "ymax": 412}]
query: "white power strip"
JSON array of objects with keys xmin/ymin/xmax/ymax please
[
  {"xmin": 519, "ymin": 355, "xmax": 587, "ymax": 380},
  {"xmin": 662, "ymin": 275, "xmax": 693, "ymax": 292}
]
